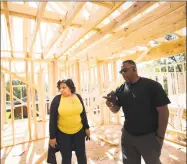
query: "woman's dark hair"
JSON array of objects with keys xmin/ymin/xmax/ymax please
[{"xmin": 57, "ymin": 79, "xmax": 76, "ymax": 93}]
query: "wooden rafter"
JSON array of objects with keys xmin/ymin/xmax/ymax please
[
  {"xmin": 92, "ymin": 2, "xmax": 115, "ymax": 9},
  {"xmin": 28, "ymin": 2, "xmax": 47, "ymax": 58},
  {"xmin": 74, "ymin": 2, "xmax": 185, "ymax": 61},
  {"xmin": 43, "ymin": 2, "xmax": 85, "ymax": 58},
  {"xmin": 1, "ymin": 57, "xmax": 55, "ymax": 62},
  {"xmin": 92, "ymin": 3, "xmax": 186, "ymax": 60},
  {"xmin": 101, "ymin": 36, "xmax": 186, "ymax": 63},
  {"xmin": 55, "ymin": 2, "xmax": 124, "ymax": 60},
  {"xmin": 145, "ymin": 36, "xmax": 186, "ymax": 61},
  {"xmin": 72, "ymin": 2, "xmax": 155, "ymax": 57},
  {"xmin": 119, "ymin": 37, "xmax": 186, "ymax": 61},
  {"xmin": 0, "ymin": 3, "xmax": 100, "ymax": 32},
  {"xmin": 0, "ymin": 3, "xmax": 63, "ymax": 24},
  {"xmin": 3, "ymin": 2, "xmax": 13, "ymax": 57}
]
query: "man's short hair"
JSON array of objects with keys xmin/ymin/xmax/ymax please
[{"xmin": 123, "ymin": 60, "xmax": 136, "ymax": 66}]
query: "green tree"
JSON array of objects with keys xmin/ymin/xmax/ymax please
[{"xmin": 6, "ymin": 80, "xmax": 27, "ymax": 101}]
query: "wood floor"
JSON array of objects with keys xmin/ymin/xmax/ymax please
[{"xmin": 1, "ymin": 125, "xmax": 186, "ymax": 164}]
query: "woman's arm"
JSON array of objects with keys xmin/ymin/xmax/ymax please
[{"xmin": 49, "ymin": 95, "xmax": 60, "ymax": 139}]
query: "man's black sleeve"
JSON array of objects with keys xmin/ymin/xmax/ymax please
[
  {"xmin": 49, "ymin": 96, "xmax": 59, "ymax": 139},
  {"xmin": 151, "ymin": 81, "xmax": 171, "ymax": 107},
  {"xmin": 114, "ymin": 84, "xmax": 124, "ymax": 107},
  {"xmin": 76, "ymin": 94, "xmax": 90, "ymax": 130}
]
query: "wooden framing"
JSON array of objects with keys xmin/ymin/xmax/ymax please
[
  {"xmin": 43, "ymin": 2, "xmax": 85, "ymax": 57},
  {"xmin": 0, "ymin": 2, "xmax": 64, "ymax": 24},
  {"xmin": 23, "ymin": 13, "xmax": 29, "ymax": 56},
  {"xmin": 76, "ymin": 2, "xmax": 184, "ymax": 60},
  {"xmin": 96, "ymin": 62, "xmax": 104, "ymax": 125},
  {"xmin": 3, "ymin": 2, "xmax": 13, "ymax": 57},
  {"xmin": 92, "ymin": 2, "xmax": 115, "ymax": 9},
  {"xmin": 37, "ymin": 69, "xmax": 46, "ymax": 138},
  {"xmin": 113, "ymin": 36, "xmax": 186, "ymax": 63},
  {"xmin": 75, "ymin": 61, "xmax": 81, "ymax": 93},
  {"xmin": 1, "ymin": 57, "xmax": 54, "ymax": 62},
  {"xmin": 29, "ymin": 2, "xmax": 47, "ymax": 58},
  {"xmin": 72, "ymin": 2, "xmax": 155, "ymax": 56},
  {"xmin": 56, "ymin": 2, "xmax": 124, "ymax": 60},
  {"xmin": 30, "ymin": 60, "xmax": 38, "ymax": 139},
  {"xmin": 95, "ymin": 4, "xmax": 186, "ymax": 60},
  {"xmin": 25, "ymin": 60, "xmax": 32, "ymax": 141},
  {"xmin": 8, "ymin": 60, "xmax": 15, "ymax": 145},
  {"xmin": 1, "ymin": 65, "xmax": 38, "ymax": 89},
  {"xmin": 1, "ymin": 73, "xmax": 6, "ymax": 148},
  {"xmin": 0, "ymin": 2, "xmax": 186, "ymax": 152}
]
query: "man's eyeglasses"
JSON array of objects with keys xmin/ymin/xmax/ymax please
[{"xmin": 119, "ymin": 67, "xmax": 135, "ymax": 74}]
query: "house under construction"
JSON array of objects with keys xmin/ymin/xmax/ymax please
[{"xmin": 0, "ymin": 1, "xmax": 186, "ymax": 164}]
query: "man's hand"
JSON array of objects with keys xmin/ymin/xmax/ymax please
[
  {"xmin": 103, "ymin": 95, "xmax": 115, "ymax": 107},
  {"xmin": 156, "ymin": 136, "xmax": 164, "ymax": 146},
  {"xmin": 49, "ymin": 138, "xmax": 57, "ymax": 148}
]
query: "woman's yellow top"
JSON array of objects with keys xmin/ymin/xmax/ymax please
[{"xmin": 57, "ymin": 95, "xmax": 83, "ymax": 134}]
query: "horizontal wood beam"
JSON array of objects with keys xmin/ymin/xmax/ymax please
[
  {"xmin": 1, "ymin": 57, "xmax": 54, "ymax": 62},
  {"xmin": 0, "ymin": 3, "xmax": 63, "ymax": 24},
  {"xmin": 92, "ymin": 2, "xmax": 115, "ymax": 9},
  {"xmin": 6, "ymin": 91, "xmax": 25, "ymax": 105},
  {"xmin": 0, "ymin": 9, "xmax": 100, "ymax": 32},
  {"xmin": 1, "ymin": 65, "xmax": 38, "ymax": 90}
]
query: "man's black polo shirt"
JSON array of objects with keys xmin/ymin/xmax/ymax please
[{"xmin": 115, "ymin": 77, "xmax": 171, "ymax": 136}]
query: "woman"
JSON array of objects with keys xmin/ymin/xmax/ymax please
[{"xmin": 49, "ymin": 79, "xmax": 90, "ymax": 164}]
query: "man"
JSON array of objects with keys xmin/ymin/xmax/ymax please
[{"xmin": 103, "ymin": 60, "xmax": 170, "ymax": 164}]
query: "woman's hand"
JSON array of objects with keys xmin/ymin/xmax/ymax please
[
  {"xmin": 85, "ymin": 129, "xmax": 90, "ymax": 140},
  {"xmin": 49, "ymin": 138, "xmax": 57, "ymax": 148}
]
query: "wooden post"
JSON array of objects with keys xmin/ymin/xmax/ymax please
[
  {"xmin": 1, "ymin": 73, "xmax": 6, "ymax": 148},
  {"xmin": 48, "ymin": 62, "xmax": 56, "ymax": 101},
  {"xmin": 31, "ymin": 60, "xmax": 38, "ymax": 139},
  {"xmin": 182, "ymin": 63, "xmax": 186, "ymax": 94},
  {"xmin": 97, "ymin": 62, "xmax": 104, "ymax": 125},
  {"xmin": 103, "ymin": 63, "xmax": 109, "ymax": 124},
  {"xmin": 25, "ymin": 60, "xmax": 32, "ymax": 141},
  {"xmin": 20, "ymin": 87, "xmax": 23, "ymax": 119},
  {"xmin": 75, "ymin": 61, "xmax": 80, "ymax": 94},
  {"xmin": 37, "ymin": 69, "xmax": 46, "ymax": 137},
  {"xmin": 87, "ymin": 63, "xmax": 91, "ymax": 108},
  {"xmin": 9, "ymin": 60, "xmax": 15, "ymax": 145},
  {"xmin": 54, "ymin": 60, "xmax": 59, "ymax": 95}
]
